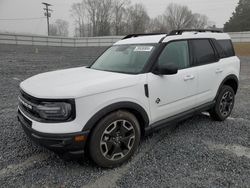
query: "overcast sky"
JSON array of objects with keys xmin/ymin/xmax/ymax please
[{"xmin": 0, "ymin": 0, "xmax": 239, "ymax": 36}]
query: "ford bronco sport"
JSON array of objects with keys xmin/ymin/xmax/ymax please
[{"xmin": 18, "ymin": 29, "xmax": 240, "ymax": 168}]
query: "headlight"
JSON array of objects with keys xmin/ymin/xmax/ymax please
[{"xmin": 35, "ymin": 102, "xmax": 73, "ymax": 121}]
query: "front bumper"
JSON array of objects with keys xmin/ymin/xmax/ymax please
[{"xmin": 17, "ymin": 110, "xmax": 90, "ymax": 158}]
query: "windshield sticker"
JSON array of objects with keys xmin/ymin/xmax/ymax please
[{"xmin": 134, "ymin": 46, "xmax": 154, "ymax": 52}]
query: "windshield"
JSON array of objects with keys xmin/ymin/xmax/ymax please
[{"xmin": 90, "ymin": 44, "xmax": 156, "ymax": 74}]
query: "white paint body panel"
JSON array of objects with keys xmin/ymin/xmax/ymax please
[{"xmin": 147, "ymin": 67, "xmax": 198, "ymax": 123}]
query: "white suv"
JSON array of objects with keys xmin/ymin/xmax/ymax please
[{"xmin": 18, "ymin": 29, "xmax": 240, "ymax": 168}]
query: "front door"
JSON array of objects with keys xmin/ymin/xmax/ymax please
[{"xmin": 147, "ymin": 40, "xmax": 198, "ymax": 123}]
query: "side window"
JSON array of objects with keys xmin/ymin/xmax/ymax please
[
  {"xmin": 157, "ymin": 41, "xmax": 190, "ymax": 69},
  {"xmin": 218, "ymin": 40, "xmax": 235, "ymax": 57},
  {"xmin": 191, "ymin": 39, "xmax": 216, "ymax": 66},
  {"xmin": 212, "ymin": 39, "xmax": 227, "ymax": 58}
]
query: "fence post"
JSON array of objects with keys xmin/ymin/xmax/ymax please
[{"xmin": 15, "ymin": 35, "xmax": 18, "ymax": 45}]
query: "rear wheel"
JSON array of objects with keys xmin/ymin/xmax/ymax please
[
  {"xmin": 209, "ymin": 85, "xmax": 235, "ymax": 121},
  {"xmin": 89, "ymin": 110, "xmax": 141, "ymax": 168}
]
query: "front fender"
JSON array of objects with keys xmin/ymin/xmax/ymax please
[{"xmin": 82, "ymin": 101, "xmax": 150, "ymax": 131}]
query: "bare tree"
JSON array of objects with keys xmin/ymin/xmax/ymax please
[
  {"xmin": 97, "ymin": 0, "xmax": 113, "ymax": 36},
  {"xmin": 112, "ymin": 0, "xmax": 130, "ymax": 35},
  {"xmin": 49, "ymin": 24, "xmax": 58, "ymax": 36},
  {"xmin": 83, "ymin": 0, "xmax": 99, "ymax": 36},
  {"xmin": 126, "ymin": 4, "xmax": 150, "ymax": 33},
  {"xmin": 49, "ymin": 19, "xmax": 69, "ymax": 37},
  {"xmin": 79, "ymin": 0, "xmax": 114, "ymax": 36},
  {"xmin": 164, "ymin": 3, "xmax": 194, "ymax": 30},
  {"xmin": 148, "ymin": 15, "xmax": 167, "ymax": 33},
  {"xmin": 71, "ymin": 2, "xmax": 85, "ymax": 37},
  {"xmin": 71, "ymin": 0, "xmax": 114, "ymax": 36},
  {"xmin": 70, "ymin": 1, "xmax": 212, "ymax": 37},
  {"xmin": 192, "ymin": 13, "xmax": 208, "ymax": 29}
]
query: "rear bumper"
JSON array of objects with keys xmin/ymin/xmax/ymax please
[{"xmin": 17, "ymin": 110, "xmax": 90, "ymax": 157}]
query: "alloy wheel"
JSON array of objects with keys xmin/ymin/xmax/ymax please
[
  {"xmin": 100, "ymin": 120, "xmax": 135, "ymax": 161},
  {"xmin": 219, "ymin": 91, "xmax": 234, "ymax": 117}
]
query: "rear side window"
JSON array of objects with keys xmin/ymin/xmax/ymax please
[
  {"xmin": 217, "ymin": 40, "xmax": 235, "ymax": 57},
  {"xmin": 191, "ymin": 39, "xmax": 216, "ymax": 66}
]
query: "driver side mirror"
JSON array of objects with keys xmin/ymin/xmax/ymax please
[{"xmin": 152, "ymin": 64, "xmax": 178, "ymax": 75}]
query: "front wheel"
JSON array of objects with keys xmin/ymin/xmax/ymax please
[
  {"xmin": 89, "ymin": 110, "xmax": 141, "ymax": 168},
  {"xmin": 209, "ymin": 85, "xmax": 235, "ymax": 121}
]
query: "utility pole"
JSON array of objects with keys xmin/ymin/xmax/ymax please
[{"xmin": 42, "ymin": 2, "xmax": 52, "ymax": 36}]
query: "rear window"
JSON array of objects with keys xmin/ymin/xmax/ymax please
[
  {"xmin": 217, "ymin": 40, "xmax": 235, "ymax": 58},
  {"xmin": 191, "ymin": 39, "xmax": 217, "ymax": 66}
]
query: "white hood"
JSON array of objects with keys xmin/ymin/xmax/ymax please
[{"xmin": 20, "ymin": 67, "xmax": 140, "ymax": 99}]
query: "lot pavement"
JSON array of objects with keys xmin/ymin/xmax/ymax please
[{"xmin": 0, "ymin": 44, "xmax": 250, "ymax": 188}]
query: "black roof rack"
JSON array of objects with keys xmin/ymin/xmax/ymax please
[
  {"xmin": 169, "ymin": 29, "xmax": 223, "ymax": 35},
  {"xmin": 122, "ymin": 33, "xmax": 167, "ymax": 40}
]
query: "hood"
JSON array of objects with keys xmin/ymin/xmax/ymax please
[{"xmin": 20, "ymin": 67, "xmax": 141, "ymax": 99}]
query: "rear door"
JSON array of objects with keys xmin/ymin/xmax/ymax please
[{"xmin": 189, "ymin": 39, "xmax": 222, "ymax": 106}]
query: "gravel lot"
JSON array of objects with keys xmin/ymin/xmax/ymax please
[{"xmin": 0, "ymin": 44, "xmax": 250, "ymax": 188}]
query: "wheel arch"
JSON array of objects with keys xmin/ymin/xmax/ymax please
[
  {"xmin": 82, "ymin": 101, "xmax": 150, "ymax": 135},
  {"xmin": 216, "ymin": 74, "xmax": 239, "ymax": 100}
]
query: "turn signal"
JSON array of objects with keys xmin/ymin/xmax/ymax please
[{"xmin": 74, "ymin": 135, "xmax": 86, "ymax": 142}]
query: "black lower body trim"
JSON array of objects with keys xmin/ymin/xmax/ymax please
[
  {"xmin": 145, "ymin": 101, "xmax": 215, "ymax": 135},
  {"xmin": 18, "ymin": 110, "xmax": 90, "ymax": 158}
]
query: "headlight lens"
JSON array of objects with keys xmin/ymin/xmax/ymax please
[{"xmin": 35, "ymin": 102, "xmax": 72, "ymax": 121}]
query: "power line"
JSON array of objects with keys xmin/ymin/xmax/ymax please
[{"xmin": 0, "ymin": 17, "xmax": 45, "ymax": 21}]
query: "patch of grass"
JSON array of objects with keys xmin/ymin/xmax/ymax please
[{"xmin": 233, "ymin": 43, "xmax": 250, "ymax": 56}]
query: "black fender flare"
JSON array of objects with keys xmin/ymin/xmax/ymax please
[
  {"xmin": 215, "ymin": 74, "xmax": 239, "ymax": 100},
  {"xmin": 82, "ymin": 101, "xmax": 150, "ymax": 132}
]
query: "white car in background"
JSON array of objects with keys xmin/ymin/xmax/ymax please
[{"xmin": 18, "ymin": 29, "xmax": 240, "ymax": 168}]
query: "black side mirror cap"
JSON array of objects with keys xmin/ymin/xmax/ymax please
[{"xmin": 153, "ymin": 64, "xmax": 178, "ymax": 75}]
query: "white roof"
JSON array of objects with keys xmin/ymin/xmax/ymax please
[{"xmin": 114, "ymin": 32, "xmax": 231, "ymax": 45}]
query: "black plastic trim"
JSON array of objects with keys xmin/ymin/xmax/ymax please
[
  {"xmin": 141, "ymin": 43, "xmax": 166, "ymax": 73},
  {"xmin": 18, "ymin": 109, "xmax": 89, "ymax": 156},
  {"xmin": 145, "ymin": 101, "xmax": 215, "ymax": 134},
  {"xmin": 169, "ymin": 29, "xmax": 223, "ymax": 35},
  {"xmin": 82, "ymin": 102, "xmax": 150, "ymax": 131},
  {"xmin": 144, "ymin": 84, "xmax": 149, "ymax": 98},
  {"xmin": 123, "ymin": 33, "xmax": 167, "ymax": 40},
  {"xmin": 215, "ymin": 75, "xmax": 239, "ymax": 98}
]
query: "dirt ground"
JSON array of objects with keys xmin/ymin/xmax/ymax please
[{"xmin": 234, "ymin": 43, "xmax": 250, "ymax": 56}]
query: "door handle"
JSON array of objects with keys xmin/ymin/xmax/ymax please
[
  {"xmin": 215, "ymin": 68, "xmax": 223, "ymax": 73},
  {"xmin": 184, "ymin": 75, "xmax": 195, "ymax": 81}
]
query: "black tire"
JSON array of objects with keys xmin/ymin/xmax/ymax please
[
  {"xmin": 89, "ymin": 110, "xmax": 141, "ymax": 168},
  {"xmin": 209, "ymin": 85, "xmax": 235, "ymax": 121}
]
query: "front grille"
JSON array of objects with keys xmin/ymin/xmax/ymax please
[
  {"xmin": 18, "ymin": 109, "xmax": 32, "ymax": 127},
  {"xmin": 18, "ymin": 90, "xmax": 41, "ymax": 120}
]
